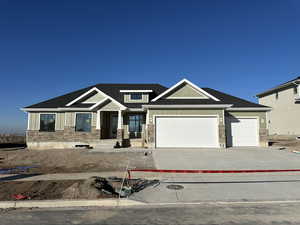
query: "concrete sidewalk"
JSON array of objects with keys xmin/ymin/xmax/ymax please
[
  {"xmin": 0, "ymin": 172, "xmax": 127, "ymax": 182},
  {"xmin": 130, "ymin": 172, "xmax": 300, "ymax": 203}
]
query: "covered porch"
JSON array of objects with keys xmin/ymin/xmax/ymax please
[{"xmin": 97, "ymin": 110, "xmax": 147, "ymax": 147}]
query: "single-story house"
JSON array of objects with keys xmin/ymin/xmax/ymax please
[
  {"xmin": 22, "ymin": 79, "xmax": 270, "ymax": 149},
  {"xmin": 257, "ymin": 76, "xmax": 300, "ymax": 136}
]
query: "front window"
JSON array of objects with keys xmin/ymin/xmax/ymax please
[
  {"xmin": 40, "ymin": 114, "xmax": 56, "ymax": 132},
  {"xmin": 129, "ymin": 114, "xmax": 143, "ymax": 138},
  {"xmin": 130, "ymin": 93, "xmax": 142, "ymax": 100},
  {"xmin": 75, "ymin": 113, "xmax": 92, "ymax": 132}
]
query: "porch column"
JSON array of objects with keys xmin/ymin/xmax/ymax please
[{"xmin": 117, "ymin": 110, "xmax": 124, "ymax": 141}]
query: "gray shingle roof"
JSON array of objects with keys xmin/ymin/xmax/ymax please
[{"xmin": 24, "ymin": 83, "xmax": 267, "ymax": 109}]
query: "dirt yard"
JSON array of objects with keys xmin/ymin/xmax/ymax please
[
  {"xmin": 268, "ymin": 136, "xmax": 300, "ymax": 150},
  {"xmin": 0, "ymin": 149, "xmax": 155, "ymax": 174}
]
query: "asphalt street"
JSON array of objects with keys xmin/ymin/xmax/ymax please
[{"xmin": 2, "ymin": 202, "xmax": 300, "ymax": 225}]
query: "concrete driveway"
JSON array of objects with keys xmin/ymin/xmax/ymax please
[
  {"xmin": 153, "ymin": 147, "xmax": 300, "ymax": 170},
  {"xmin": 130, "ymin": 147, "xmax": 300, "ymax": 203}
]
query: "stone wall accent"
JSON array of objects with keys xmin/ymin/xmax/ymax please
[
  {"xmin": 26, "ymin": 126, "xmax": 100, "ymax": 143},
  {"xmin": 116, "ymin": 129, "xmax": 123, "ymax": 141},
  {"xmin": 259, "ymin": 128, "xmax": 269, "ymax": 147},
  {"xmin": 147, "ymin": 124, "xmax": 155, "ymax": 148},
  {"xmin": 218, "ymin": 124, "xmax": 226, "ymax": 148}
]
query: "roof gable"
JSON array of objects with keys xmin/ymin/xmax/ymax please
[
  {"xmin": 166, "ymin": 83, "xmax": 210, "ymax": 99},
  {"xmin": 152, "ymin": 79, "xmax": 220, "ymax": 102}
]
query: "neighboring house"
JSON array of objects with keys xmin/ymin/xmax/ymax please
[
  {"xmin": 257, "ymin": 77, "xmax": 300, "ymax": 136},
  {"xmin": 22, "ymin": 79, "xmax": 270, "ymax": 149}
]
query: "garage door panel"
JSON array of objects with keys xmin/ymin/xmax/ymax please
[
  {"xmin": 226, "ymin": 117, "xmax": 259, "ymax": 147},
  {"xmin": 155, "ymin": 116, "xmax": 219, "ymax": 148}
]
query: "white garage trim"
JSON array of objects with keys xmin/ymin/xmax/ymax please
[
  {"xmin": 226, "ymin": 116, "xmax": 259, "ymax": 147},
  {"xmin": 154, "ymin": 115, "xmax": 220, "ymax": 148}
]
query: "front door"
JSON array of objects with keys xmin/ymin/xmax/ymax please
[
  {"xmin": 110, "ymin": 115, "xmax": 118, "ymax": 138},
  {"xmin": 129, "ymin": 114, "xmax": 143, "ymax": 138}
]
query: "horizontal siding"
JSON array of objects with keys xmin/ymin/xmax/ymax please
[{"xmin": 123, "ymin": 93, "xmax": 149, "ymax": 103}]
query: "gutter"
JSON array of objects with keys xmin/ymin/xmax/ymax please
[
  {"xmin": 256, "ymin": 79, "xmax": 300, "ymax": 97},
  {"xmin": 142, "ymin": 104, "xmax": 233, "ymax": 109},
  {"xmin": 226, "ymin": 107, "xmax": 271, "ymax": 111}
]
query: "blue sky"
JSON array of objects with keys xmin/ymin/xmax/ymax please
[{"xmin": 1, "ymin": 0, "xmax": 300, "ymax": 133}]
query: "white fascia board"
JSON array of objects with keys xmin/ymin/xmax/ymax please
[
  {"xmin": 226, "ymin": 107, "xmax": 272, "ymax": 111},
  {"xmin": 66, "ymin": 87, "xmax": 127, "ymax": 110},
  {"xmin": 142, "ymin": 104, "xmax": 232, "ymax": 109},
  {"xmin": 66, "ymin": 87, "xmax": 98, "ymax": 106},
  {"xmin": 21, "ymin": 108, "xmax": 60, "ymax": 112},
  {"xmin": 256, "ymin": 79, "xmax": 300, "ymax": 97},
  {"xmin": 151, "ymin": 78, "xmax": 220, "ymax": 102},
  {"xmin": 22, "ymin": 107, "xmax": 92, "ymax": 112},
  {"xmin": 127, "ymin": 108, "xmax": 145, "ymax": 112},
  {"xmin": 58, "ymin": 108, "xmax": 92, "ymax": 111},
  {"xmin": 120, "ymin": 90, "xmax": 153, "ymax": 93}
]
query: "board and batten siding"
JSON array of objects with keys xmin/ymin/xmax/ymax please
[
  {"xmin": 225, "ymin": 111, "xmax": 267, "ymax": 129},
  {"xmin": 28, "ymin": 111, "xmax": 96, "ymax": 130},
  {"xmin": 28, "ymin": 112, "xmax": 39, "ymax": 130},
  {"xmin": 82, "ymin": 92, "xmax": 106, "ymax": 103},
  {"xmin": 99, "ymin": 100, "xmax": 121, "ymax": 111},
  {"xmin": 166, "ymin": 83, "xmax": 208, "ymax": 99},
  {"xmin": 28, "ymin": 112, "xmax": 65, "ymax": 130}
]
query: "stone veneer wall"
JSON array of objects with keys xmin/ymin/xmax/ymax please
[{"xmin": 27, "ymin": 126, "xmax": 100, "ymax": 143}]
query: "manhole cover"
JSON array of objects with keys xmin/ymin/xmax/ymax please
[{"xmin": 166, "ymin": 184, "xmax": 184, "ymax": 190}]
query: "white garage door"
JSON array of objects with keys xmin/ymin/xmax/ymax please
[
  {"xmin": 155, "ymin": 116, "xmax": 219, "ymax": 148},
  {"xmin": 226, "ymin": 117, "xmax": 259, "ymax": 147}
]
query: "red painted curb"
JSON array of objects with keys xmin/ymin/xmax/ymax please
[{"xmin": 127, "ymin": 169, "xmax": 300, "ymax": 179}]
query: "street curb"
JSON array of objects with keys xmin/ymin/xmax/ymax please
[{"xmin": 0, "ymin": 199, "xmax": 146, "ymax": 209}]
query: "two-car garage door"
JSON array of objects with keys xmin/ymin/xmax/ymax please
[
  {"xmin": 155, "ymin": 116, "xmax": 259, "ymax": 148},
  {"xmin": 155, "ymin": 116, "xmax": 219, "ymax": 148}
]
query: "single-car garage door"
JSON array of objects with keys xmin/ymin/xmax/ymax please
[
  {"xmin": 155, "ymin": 116, "xmax": 219, "ymax": 148},
  {"xmin": 226, "ymin": 117, "xmax": 259, "ymax": 147}
]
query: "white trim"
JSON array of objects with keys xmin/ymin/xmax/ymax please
[
  {"xmin": 65, "ymin": 87, "xmax": 127, "ymax": 110},
  {"xmin": 225, "ymin": 116, "xmax": 260, "ymax": 147},
  {"xmin": 96, "ymin": 110, "xmax": 101, "ymax": 130},
  {"xmin": 117, "ymin": 110, "xmax": 123, "ymax": 129},
  {"xmin": 127, "ymin": 108, "xmax": 145, "ymax": 112},
  {"xmin": 151, "ymin": 78, "xmax": 220, "ymax": 102},
  {"xmin": 142, "ymin": 104, "xmax": 232, "ymax": 109},
  {"xmin": 27, "ymin": 112, "xmax": 30, "ymax": 130},
  {"xmin": 61, "ymin": 107, "xmax": 95, "ymax": 111},
  {"xmin": 153, "ymin": 114, "xmax": 220, "ymax": 148},
  {"xmin": 226, "ymin": 107, "xmax": 271, "ymax": 111},
  {"xmin": 166, "ymin": 96, "xmax": 209, "ymax": 99},
  {"xmin": 22, "ymin": 107, "xmax": 92, "ymax": 112},
  {"xmin": 89, "ymin": 98, "xmax": 108, "ymax": 110},
  {"xmin": 74, "ymin": 112, "xmax": 92, "ymax": 130},
  {"xmin": 66, "ymin": 87, "xmax": 98, "ymax": 106},
  {"xmin": 120, "ymin": 90, "xmax": 153, "ymax": 93},
  {"xmin": 146, "ymin": 109, "xmax": 149, "ymax": 126}
]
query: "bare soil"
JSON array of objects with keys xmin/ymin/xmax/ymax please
[
  {"xmin": 0, "ymin": 177, "xmax": 145, "ymax": 201},
  {"xmin": 0, "ymin": 179, "xmax": 120, "ymax": 201},
  {"xmin": 269, "ymin": 136, "xmax": 300, "ymax": 150},
  {"xmin": 0, "ymin": 149, "xmax": 155, "ymax": 174}
]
